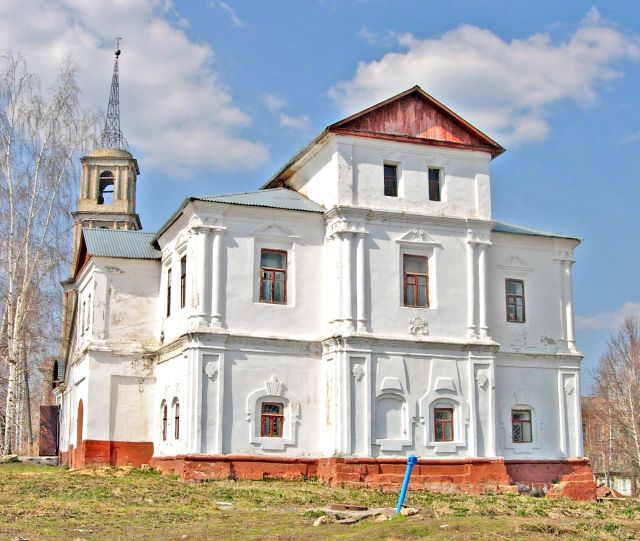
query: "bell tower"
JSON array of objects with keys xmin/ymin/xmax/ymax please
[{"xmin": 73, "ymin": 41, "xmax": 141, "ymax": 233}]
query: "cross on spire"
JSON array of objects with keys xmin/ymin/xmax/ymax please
[{"xmin": 99, "ymin": 38, "xmax": 128, "ymax": 150}]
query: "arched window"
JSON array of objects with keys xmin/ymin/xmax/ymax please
[
  {"xmin": 98, "ymin": 171, "xmax": 115, "ymax": 205},
  {"xmin": 161, "ymin": 401, "xmax": 168, "ymax": 441},
  {"xmin": 173, "ymin": 398, "xmax": 180, "ymax": 440}
]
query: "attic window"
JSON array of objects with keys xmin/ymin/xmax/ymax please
[
  {"xmin": 384, "ymin": 164, "xmax": 398, "ymax": 197},
  {"xmin": 428, "ymin": 168, "xmax": 441, "ymax": 202},
  {"xmin": 98, "ymin": 171, "xmax": 115, "ymax": 205}
]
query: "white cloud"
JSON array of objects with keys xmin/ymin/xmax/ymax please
[
  {"xmin": 0, "ymin": 0, "xmax": 267, "ymax": 174},
  {"xmin": 357, "ymin": 25, "xmax": 377, "ymax": 45},
  {"xmin": 279, "ymin": 113, "xmax": 310, "ymax": 131},
  {"xmin": 576, "ymin": 303, "xmax": 640, "ymax": 331},
  {"xmin": 330, "ymin": 10, "xmax": 639, "ymax": 145},
  {"xmin": 265, "ymin": 94, "xmax": 287, "ymax": 113},
  {"xmin": 217, "ymin": 1, "xmax": 245, "ymax": 28}
]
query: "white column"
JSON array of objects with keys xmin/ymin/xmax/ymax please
[
  {"xmin": 355, "ymin": 233, "xmax": 367, "ymax": 332},
  {"xmin": 466, "ymin": 240, "xmax": 477, "ymax": 338},
  {"xmin": 189, "ymin": 226, "xmax": 210, "ymax": 326},
  {"xmin": 341, "ymin": 232, "xmax": 354, "ymax": 332},
  {"xmin": 210, "ymin": 228, "xmax": 224, "ymax": 328},
  {"xmin": 478, "ymin": 243, "xmax": 489, "ymax": 339},
  {"xmin": 562, "ymin": 260, "xmax": 576, "ymax": 352}
]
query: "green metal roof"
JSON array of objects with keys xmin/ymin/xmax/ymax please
[
  {"xmin": 195, "ymin": 188, "xmax": 325, "ymax": 213},
  {"xmin": 83, "ymin": 228, "xmax": 161, "ymax": 260},
  {"xmin": 492, "ymin": 221, "xmax": 580, "ymax": 241}
]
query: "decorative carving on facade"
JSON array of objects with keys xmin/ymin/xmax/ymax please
[
  {"xmin": 564, "ymin": 379, "xmax": 575, "ymax": 395},
  {"xmin": 397, "ymin": 229, "xmax": 440, "ymax": 247},
  {"xmin": 265, "ymin": 375, "xmax": 285, "ymax": 396},
  {"xmin": 497, "ymin": 255, "xmax": 533, "ymax": 272},
  {"xmin": 475, "ymin": 372, "xmax": 489, "ymax": 390},
  {"xmin": 253, "ymin": 222, "xmax": 297, "ymax": 240},
  {"xmin": 204, "ymin": 361, "xmax": 218, "ymax": 380},
  {"xmin": 352, "ymin": 364, "xmax": 365, "ymax": 381},
  {"xmin": 409, "ymin": 316, "xmax": 429, "ymax": 335}
]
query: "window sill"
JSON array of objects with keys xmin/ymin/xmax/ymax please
[
  {"xmin": 427, "ymin": 441, "xmax": 463, "ymax": 453},
  {"xmin": 254, "ymin": 301, "xmax": 293, "ymax": 308},
  {"xmin": 252, "ymin": 436, "xmax": 293, "ymax": 451}
]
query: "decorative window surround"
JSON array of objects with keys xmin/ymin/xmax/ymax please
[
  {"xmin": 397, "ymin": 229, "xmax": 440, "ymax": 311},
  {"xmin": 253, "ymin": 225, "xmax": 296, "ymax": 307},
  {"xmin": 246, "ymin": 376, "xmax": 301, "ymax": 451},
  {"xmin": 420, "ymin": 365, "xmax": 470, "ymax": 453},
  {"xmin": 500, "ymin": 403, "xmax": 540, "ymax": 454},
  {"xmin": 374, "ymin": 392, "xmax": 417, "ymax": 452}
]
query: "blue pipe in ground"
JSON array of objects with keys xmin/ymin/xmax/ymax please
[{"xmin": 395, "ymin": 454, "xmax": 418, "ymax": 514}]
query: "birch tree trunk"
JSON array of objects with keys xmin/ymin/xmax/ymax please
[
  {"xmin": 0, "ymin": 52, "xmax": 97, "ymax": 454},
  {"xmin": 594, "ymin": 316, "xmax": 640, "ymax": 484}
]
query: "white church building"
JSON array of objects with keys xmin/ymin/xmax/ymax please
[{"xmin": 48, "ymin": 51, "xmax": 595, "ymax": 498}]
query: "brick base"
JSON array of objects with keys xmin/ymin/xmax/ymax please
[
  {"xmin": 59, "ymin": 440, "xmax": 154, "ymax": 468},
  {"xmin": 506, "ymin": 459, "xmax": 596, "ymax": 500},
  {"xmin": 150, "ymin": 454, "xmax": 595, "ymax": 499}
]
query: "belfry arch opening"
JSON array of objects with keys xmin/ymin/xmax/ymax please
[{"xmin": 98, "ymin": 170, "xmax": 115, "ymax": 205}]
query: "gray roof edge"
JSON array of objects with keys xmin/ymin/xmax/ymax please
[
  {"xmin": 82, "ymin": 228, "xmax": 161, "ymax": 260},
  {"xmin": 492, "ymin": 221, "xmax": 581, "ymax": 242},
  {"xmin": 151, "ymin": 196, "xmax": 195, "ymax": 244},
  {"xmin": 194, "ymin": 188, "xmax": 325, "ymax": 213}
]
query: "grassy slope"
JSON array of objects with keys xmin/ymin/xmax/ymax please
[{"xmin": 0, "ymin": 463, "xmax": 638, "ymax": 541}]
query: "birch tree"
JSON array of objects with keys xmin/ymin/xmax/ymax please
[
  {"xmin": 593, "ymin": 316, "xmax": 640, "ymax": 488},
  {"xmin": 0, "ymin": 52, "xmax": 97, "ymax": 454}
]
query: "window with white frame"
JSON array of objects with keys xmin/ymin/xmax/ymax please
[{"xmin": 259, "ymin": 249, "xmax": 287, "ymax": 304}]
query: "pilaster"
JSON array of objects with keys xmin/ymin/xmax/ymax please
[{"xmin": 210, "ymin": 227, "xmax": 226, "ymax": 328}]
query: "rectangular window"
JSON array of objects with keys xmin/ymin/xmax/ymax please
[
  {"xmin": 384, "ymin": 164, "xmax": 398, "ymax": 197},
  {"xmin": 180, "ymin": 256, "xmax": 187, "ymax": 309},
  {"xmin": 260, "ymin": 249, "xmax": 287, "ymax": 304},
  {"xmin": 434, "ymin": 408, "xmax": 454, "ymax": 442},
  {"xmin": 80, "ymin": 301, "xmax": 85, "ymax": 336},
  {"xmin": 166, "ymin": 268, "xmax": 172, "ymax": 317},
  {"xmin": 85, "ymin": 294, "xmax": 91, "ymax": 332},
  {"xmin": 162, "ymin": 403, "xmax": 167, "ymax": 441},
  {"xmin": 403, "ymin": 255, "xmax": 429, "ymax": 307},
  {"xmin": 512, "ymin": 409, "xmax": 532, "ymax": 443},
  {"xmin": 505, "ymin": 278, "xmax": 525, "ymax": 323},
  {"xmin": 260, "ymin": 402, "xmax": 284, "ymax": 437},
  {"xmin": 174, "ymin": 402, "xmax": 180, "ymax": 440},
  {"xmin": 428, "ymin": 168, "xmax": 441, "ymax": 201}
]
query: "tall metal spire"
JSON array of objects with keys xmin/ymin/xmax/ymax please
[{"xmin": 99, "ymin": 38, "xmax": 129, "ymax": 150}]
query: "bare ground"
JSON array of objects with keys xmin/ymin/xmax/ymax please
[{"xmin": 0, "ymin": 463, "xmax": 638, "ymax": 540}]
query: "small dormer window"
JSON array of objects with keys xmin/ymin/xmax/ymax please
[{"xmin": 98, "ymin": 171, "xmax": 115, "ymax": 205}]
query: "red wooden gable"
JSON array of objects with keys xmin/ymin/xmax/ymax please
[{"xmin": 329, "ymin": 86, "xmax": 504, "ymax": 157}]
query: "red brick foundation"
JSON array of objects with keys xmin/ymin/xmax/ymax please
[
  {"xmin": 505, "ymin": 459, "xmax": 596, "ymax": 500},
  {"xmin": 62, "ymin": 446, "xmax": 595, "ymax": 500},
  {"xmin": 316, "ymin": 456, "xmax": 514, "ymax": 494},
  {"xmin": 151, "ymin": 454, "xmax": 319, "ymax": 482},
  {"xmin": 150, "ymin": 454, "xmax": 595, "ymax": 499},
  {"xmin": 59, "ymin": 440, "xmax": 154, "ymax": 468}
]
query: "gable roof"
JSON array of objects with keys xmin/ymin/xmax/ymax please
[
  {"xmin": 82, "ymin": 228, "xmax": 161, "ymax": 260},
  {"xmin": 329, "ymin": 86, "xmax": 504, "ymax": 157},
  {"xmin": 153, "ymin": 188, "xmax": 324, "ymax": 243},
  {"xmin": 492, "ymin": 221, "xmax": 580, "ymax": 241},
  {"xmin": 263, "ymin": 85, "xmax": 504, "ymax": 189}
]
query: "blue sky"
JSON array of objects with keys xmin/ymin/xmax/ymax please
[{"xmin": 1, "ymin": 1, "xmax": 638, "ymax": 392}]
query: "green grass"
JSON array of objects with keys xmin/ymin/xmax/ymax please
[{"xmin": 0, "ymin": 463, "xmax": 638, "ymax": 540}]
